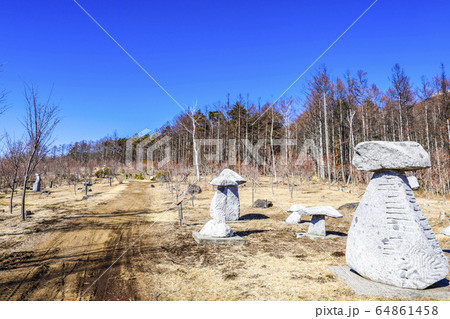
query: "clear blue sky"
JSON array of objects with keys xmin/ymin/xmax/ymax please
[{"xmin": 1, "ymin": 0, "xmax": 449, "ymax": 145}]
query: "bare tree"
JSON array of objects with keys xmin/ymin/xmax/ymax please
[
  {"xmin": 190, "ymin": 105, "xmax": 200, "ymax": 182},
  {"xmin": 20, "ymin": 86, "xmax": 60, "ymax": 220},
  {"xmin": 2, "ymin": 135, "xmax": 25, "ymax": 213},
  {"xmin": 0, "ymin": 65, "xmax": 8, "ymax": 117}
]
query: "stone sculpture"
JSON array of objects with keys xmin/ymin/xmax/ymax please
[
  {"xmin": 198, "ymin": 169, "xmax": 247, "ymax": 238},
  {"xmin": 285, "ymin": 204, "xmax": 307, "ymax": 224},
  {"xmin": 303, "ymin": 206, "xmax": 343, "ymax": 237},
  {"xmin": 440, "ymin": 226, "xmax": 450, "ymax": 236},
  {"xmin": 32, "ymin": 174, "xmax": 41, "ymax": 192},
  {"xmin": 209, "ymin": 169, "xmax": 246, "ymax": 221},
  {"xmin": 346, "ymin": 141, "xmax": 448, "ymax": 289}
]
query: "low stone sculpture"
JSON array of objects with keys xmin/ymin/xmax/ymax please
[
  {"xmin": 304, "ymin": 206, "xmax": 342, "ymax": 237},
  {"xmin": 346, "ymin": 141, "xmax": 448, "ymax": 289},
  {"xmin": 296, "ymin": 206, "xmax": 342, "ymax": 237},
  {"xmin": 285, "ymin": 204, "xmax": 307, "ymax": 224},
  {"xmin": 440, "ymin": 226, "xmax": 450, "ymax": 236},
  {"xmin": 32, "ymin": 174, "xmax": 41, "ymax": 192}
]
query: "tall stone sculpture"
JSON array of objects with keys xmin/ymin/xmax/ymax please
[
  {"xmin": 209, "ymin": 169, "xmax": 246, "ymax": 221},
  {"xmin": 346, "ymin": 141, "xmax": 448, "ymax": 289},
  {"xmin": 33, "ymin": 173, "xmax": 41, "ymax": 192}
]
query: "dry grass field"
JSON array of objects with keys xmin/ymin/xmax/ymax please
[{"xmin": 0, "ymin": 177, "xmax": 449, "ymax": 301}]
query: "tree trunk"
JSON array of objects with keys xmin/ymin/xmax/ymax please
[
  {"xmin": 9, "ymin": 183, "xmax": 16, "ymax": 214},
  {"xmin": 271, "ymin": 108, "xmax": 277, "ymax": 183},
  {"xmin": 21, "ymin": 174, "xmax": 28, "ymax": 221},
  {"xmin": 323, "ymin": 94, "xmax": 331, "ymax": 188}
]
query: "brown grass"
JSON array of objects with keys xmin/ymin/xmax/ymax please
[{"xmin": 0, "ymin": 177, "xmax": 448, "ymax": 301}]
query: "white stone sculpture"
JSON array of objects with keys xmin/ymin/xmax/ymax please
[
  {"xmin": 440, "ymin": 226, "xmax": 450, "ymax": 236},
  {"xmin": 199, "ymin": 169, "xmax": 246, "ymax": 238},
  {"xmin": 285, "ymin": 204, "xmax": 307, "ymax": 224},
  {"xmin": 346, "ymin": 141, "xmax": 448, "ymax": 289},
  {"xmin": 209, "ymin": 169, "xmax": 246, "ymax": 221},
  {"xmin": 33, "ymin": 173, "xmax": 41, "ymax": 192},
  {"xmin": 303, "ymin": 206, "xmax": 343, "ymax": 237}
]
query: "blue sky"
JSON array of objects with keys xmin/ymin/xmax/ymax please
[{"xmin": 1, "ymin": 0, "xmax": 449, "ymax": 145}]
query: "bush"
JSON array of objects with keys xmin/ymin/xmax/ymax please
[
  {"xmin": 134, "ymin": 173, "xmax": 144, "ymax": 180},
  {"xmin": 94, "ymin": 167, "xmax": 111, "ymax": 178}
]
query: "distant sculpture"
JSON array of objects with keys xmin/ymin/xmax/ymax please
[
  {"xmin": 285, "ymin": 204, "xmax": 307, "ymax": 224},
  {"xmin": 199, "ymin": 171, "xmax": 241, "ymax": 238},
  {"xmin": 346, "ymin": 141, "xmax": 448, "ymax": 289},
  {"xmin": 209, "ymin": 169, "xmax": 246, "ymax": 221},
  {"xmin": 32, "ymin": 174, "xmax": 41, "ymax": 192},
  {"xmin": 302, "ymin": 206, "xmax": 342, "ymax": 237},
  {"xmin": 440, "ymin": 226, "xmax": 450, "ymax": 236}
]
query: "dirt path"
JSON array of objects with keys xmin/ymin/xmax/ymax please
[{"xmin": 0, "ymin": 181, "xmax": 153, "ymax": 301}]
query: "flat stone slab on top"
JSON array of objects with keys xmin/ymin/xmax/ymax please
[
  {"xmin": 192, "ymin": 232, "xmax": 245, "ymax": 244},
  {"xmin": 329, "ymin": 266, "xmax": 450, "ymax": 299},
  {"xmin": 352, "ymin": 141, "xmax": 431, "ymax": 171}
]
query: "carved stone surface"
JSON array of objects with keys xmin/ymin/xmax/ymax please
[
  {"xmin": 346, "ymin": 170, "xmax": 448, "ymax": 289},
  {"xmin": 199, "ymin": 219, "xmax": 234, "ymax": 237},
  {"xmin": 32, "ymin": 174, "xmax": 41, "ymax": 192},
  {"xmin": 209, "ymin": 186, "xmax": 228, "ymax": 222},
  {"xmin": 209, "ymin": 186, "xmax": 240, "ymax": 221},
  {"xmin": 352, "ymin": 141, "xmax": 431, "ymax": 172}
]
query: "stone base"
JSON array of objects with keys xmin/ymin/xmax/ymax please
[
  {"xmin": 282, "ymin": 221, "xmax": 309, "ymax": 225},
  {"xmin": 192, "ymin": 232, "xmax": 245, "ymax": 244},
  {"xmin": 200, "ymin": 219, "xmax": 248, "ymax": 223},
  {"xmin": 329, "ymin": 266, "xmax": 450, "ymax": 299},
  {"xmin": 296, "ymin": 232, "xmax": 341, "ymax": 239}
]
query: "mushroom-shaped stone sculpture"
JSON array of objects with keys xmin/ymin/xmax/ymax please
[
  {"xmin": 194, "ymin": 172, "xmax": 246, "ymax": 243},
  {"xmin": 209, "ymin": 169, "xmax": 246, "ymax": 221},
  {"xmin": 198, "ymin": 177, "xmax": 238, "ymax": 238},
  {"xmin": 302, "ymin": 206, "xmax": 342, "ymax": 237},
  {"xmin": 285, "ymin": 204, "xmax": 307, "ymax": 224},
  {"xmin": 440, "ymin": 226, "xmax": 450, "ymax": 236},
  {"xmin": 347, "ymin": 141, "xmax": 448, "ymax": 289}
]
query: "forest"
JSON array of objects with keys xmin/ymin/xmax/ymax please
[{"xmin": 1, "ymin": 63, "xmax": 449, "ymax": 209}]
